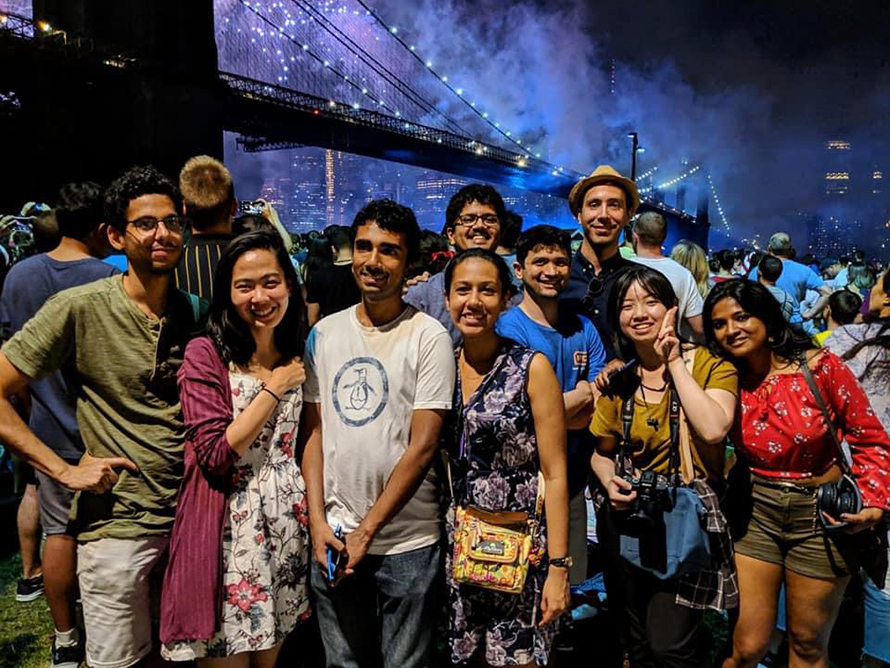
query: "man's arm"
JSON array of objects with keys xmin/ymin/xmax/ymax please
[
  {"xmin": 343, "ymin": 408, "xmax": 447, "ymax": 572},
  {"xmin": 300, "ymin": 401, "xmax": 344, "ymax": 570},
  {"xmin": 802, "ymin": 285, "xmax": 833, "ymax": 320},
  {"xmin": 0, "ymin": 353, "xmax": 137, "ymax": 491},
  {"xmin": 563, "ymin": 382, "xmax": 594, "ymax": 430},
  {"xmin": 685, "ymin": 314, "xmax": 704, "ymax": 336},
  {"xmin": 307, "ymin": 302, "xmax": 322, "ymax": 328}
]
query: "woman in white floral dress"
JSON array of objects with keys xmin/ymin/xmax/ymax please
[{"xmin": 161, "ymin": 231, "xmax": 311, "ymax": 667}]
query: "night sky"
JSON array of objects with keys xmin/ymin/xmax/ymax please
[{"xmin": 214, "ymin": 0, "xmax": 890, "ymax": 252}]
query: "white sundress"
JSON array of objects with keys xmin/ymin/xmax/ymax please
[{"xmin": 163, "ymin": 371, "xmax": 311, "ymax": 660}]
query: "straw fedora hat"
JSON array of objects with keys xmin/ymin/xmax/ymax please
[{"xmin": 568, "ymin": 165, "xmax": 640, "ymax": 217}]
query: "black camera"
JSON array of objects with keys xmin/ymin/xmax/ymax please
[
  {"xmin": 619, "ymin": 470, "xmax": 672, "ymax": 528},
  {"xmin": 817, "ymin": 474, "xmax": 862, "ymax": 531}
]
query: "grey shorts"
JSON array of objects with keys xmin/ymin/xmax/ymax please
[{"xmin": 36, "ymin": 470, "xmax": 75, "ymax": 535}]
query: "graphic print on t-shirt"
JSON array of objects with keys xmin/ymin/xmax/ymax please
[{"xmin": 332, "ymin": 356, "xmax": 390, "ymax": 427}]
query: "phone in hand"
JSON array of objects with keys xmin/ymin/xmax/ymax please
[{"xmin": 326, "ymin": 524, "xmax": 345, "ymax": 582}]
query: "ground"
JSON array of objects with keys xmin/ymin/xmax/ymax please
[{"xmin": 0, "ymin": 553, "xmax": 54, "ymax": 668}]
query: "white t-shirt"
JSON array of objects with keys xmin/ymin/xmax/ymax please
[
  {"xmin": 631, "ymin": 256, "xmax": 704, "ymax": 338},
  {"xmin": 303, "ymin": 304, "xmax": 455, "ymax": 555}
]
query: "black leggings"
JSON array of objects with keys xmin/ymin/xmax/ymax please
[{"xmin": 598, "ymin": 505, "xmax": 707, "ymax": 668}]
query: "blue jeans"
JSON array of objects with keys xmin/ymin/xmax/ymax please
[{"xmin": 309, "ymin": 541, "xmax": 441, "ymax": 668}]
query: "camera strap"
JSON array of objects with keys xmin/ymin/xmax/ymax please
[
  {"xmin": 619, "ymin": 386, "xmax": 682, "ymax": 481},
  {"xmin": 799, "ymin": 355, "xmax": 855, "ymax": 478}
]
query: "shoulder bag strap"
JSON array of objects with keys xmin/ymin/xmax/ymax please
[
  {"xmin": 676, "ymin": 347, "xmax": 698, "ymax": 484},
  {"xmin": 799, "ymin": 355, "xmax": 855, "ymax": 477}
]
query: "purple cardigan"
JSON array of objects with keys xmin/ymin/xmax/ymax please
[{"xmin": 160, "ymin": 336, "xmax": 240, "ymax": 643}]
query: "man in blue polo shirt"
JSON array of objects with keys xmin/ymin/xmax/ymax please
[{"xmin": 497, "ymin": 225, "xmax": 606, "ymax": 585}]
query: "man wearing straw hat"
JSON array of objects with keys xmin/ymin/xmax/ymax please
[{"xmin": 560, "ymin": 165, "xmax": 640, "ymax": 360}]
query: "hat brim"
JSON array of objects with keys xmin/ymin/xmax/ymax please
[{"xmin": 569, "ymin": 175, "xmax": 640, "ymax": 218}]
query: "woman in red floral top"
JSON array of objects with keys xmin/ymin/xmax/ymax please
[{"xmin": 703, "ymin": 279, "xmax": 890, "ymax": 668}]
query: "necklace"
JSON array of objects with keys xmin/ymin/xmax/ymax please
[{"xmin": 640, "ymin": 381, "xmax": 667, "ymax": 392}]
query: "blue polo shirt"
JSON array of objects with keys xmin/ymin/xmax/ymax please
[{"xmin": 497, "ymin": 306, "xmax": 606, "ymax": 497}]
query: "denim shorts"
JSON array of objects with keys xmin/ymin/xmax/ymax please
[
  {"xmin": 864, "ymin": 569, "xmax": 890, "ymax": 662},
  {"xmin": 734, "ymin": 476, "xmax": 859, "ymax": 579}
]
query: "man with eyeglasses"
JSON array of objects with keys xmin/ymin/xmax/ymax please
[
  {"xmin": 559, "ymin": 165, "xmax": 640, "ymax": 361},
  {"xmin": 0, "ymin": 165, "xmax": 203, "ymax": 668},
  {"xmin": 405, "ymin": 183, "xmax": 515, "ymax": 344}
]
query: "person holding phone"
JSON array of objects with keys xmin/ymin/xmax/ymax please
[{"xmin": 161, "ymin": 231, "xmax": 311, "ymax": 666}]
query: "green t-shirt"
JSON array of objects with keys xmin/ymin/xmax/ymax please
[
  {"xmin": 589, "ymin": 347, "xmax": 738, "ymax": 483},
  {"xmin": 2, "ymin": 275, "xmax": 199, "ymax": 541}
]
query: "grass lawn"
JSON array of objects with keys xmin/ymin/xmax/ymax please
[{"xmin": 0, "ymin": 553, "xmax": 53, "ymax": 668}]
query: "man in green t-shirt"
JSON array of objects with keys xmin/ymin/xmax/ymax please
[{"xmin": 0, "ymin": 165, "xmax": 199, "ymax": 668}]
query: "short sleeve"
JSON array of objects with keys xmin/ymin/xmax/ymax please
[
  {"xmin": 694, "ymin": 348, "xmax": 738, "ymax": 396},
  {"xmin": 302, "ymin": 326, "xmax": 321, "ymax": 403},
  {"xmin": 1, "ymin": 292, "xmax": 76, "ymax": 381},
  {"xmin": 413, "ymin": 327, "xmax": 455, "ymax": 410},
  {"xmin": 403, "ymin": 280, "xmax": 428, "ymax": 313},
  {"xmin": 684, "ymin": 277, "xmax": 704, "ymax": 318},
  {"xmin": 589, "ymin": 395, "xmax": 621, "ymax": 439},
  {"xmin": 805, "ymin": 267, "xmax": 824, "ymax": 291},
  {"xmin": 584, "ymin": 319, "xmax": 607, "ymax": 381}
]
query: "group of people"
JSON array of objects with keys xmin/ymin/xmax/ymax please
[{"xmin": 0, "ymin": 156, "xmax": 888, "ymax": 668}]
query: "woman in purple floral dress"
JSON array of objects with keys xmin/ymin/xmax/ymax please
[
  {"xmin": 443, "ymin": 249, "xmax": 570, "ymax": 667},
  {"xmin": 161, "ymin": 231, "xmax": 311, "ymax": 667}
]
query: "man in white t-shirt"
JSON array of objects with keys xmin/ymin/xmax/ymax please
[
  {"xmin": 630, "ymin": 211, "xmax": 705, "ymax": 340},
  {"xmin": 302, "ymin": 199, "xmax": 455, "ymax": 668}
]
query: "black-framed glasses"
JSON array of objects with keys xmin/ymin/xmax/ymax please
[
  {"xmin": 581, "ymin": 275, "xmax": 605, "ymax": 309},
  {"xmin": 455, "ymin": 213, "xmax": 500, "ymax": 228},
  {"xmin": 127, "ymin": 215, "xmax": 190, "ymax": 235}
]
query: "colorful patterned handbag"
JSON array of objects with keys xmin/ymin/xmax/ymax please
[{"xmin": 451, "ymin": 492, "xmax": 543, "ymax": 593}]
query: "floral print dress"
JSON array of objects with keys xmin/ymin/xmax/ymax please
[
  {"xmin": 163, "ymin": 372, "xmax": 311, "ymax": 660},
  {"xmin": 446, "ymin": 341, "xmax": 557, "ymax": 667}
]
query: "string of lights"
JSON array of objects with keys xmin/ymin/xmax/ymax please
[
  {"xmin": 351, "ymin": 0, "xmax": 547, "ymax": 162},
  {"xmin": 707, "ymin": 172, "xmax": 731, "ymax": 231},
  {"xmin": 657, "ymin": 164, "xmax": 700, "ymax": 190},
  {"xmin": 235, "ymin": 0, "xmax": 408, "ymax": 117},
  {"xmin": 283, "ymin": 0, "xmax": 470, "ymax": 135}
]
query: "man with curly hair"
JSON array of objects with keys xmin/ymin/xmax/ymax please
[{"xmin": 0, "ymin": 165, "xmax": 203, "ymax": 668}]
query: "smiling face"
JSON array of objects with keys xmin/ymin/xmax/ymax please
[
  {"xmin": 446, "ymin": 257, "xmax": 507, "ymax": 339},
  {"xmin": 516, "ymin": 244, "xmax": 570, "ymax": 300},
  {"xmin": 108, "ymin": 193, "xmax": 184, "ymax": 274},
  {"xmin": 709, "ymin": 297, "xmax": 769, "ymax": 358},
  {"xmin": 446, "ymin": 201, "xmax": 501, "ymax": 251},
  {"xmin": 577, "ymin": 184, "xmax": 629, "ymax": 250},
  {"xmin": 617, "ymin": 280, "xmax": 668, "ymax": 346},
  {"xmin": 230, "ymin": 249, "xmax": 291, "ymax": 333},
  {"xmin": 352, "ymin": 221, "xmax": 408, "ymax": 302}
]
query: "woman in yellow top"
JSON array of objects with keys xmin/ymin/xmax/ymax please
[{"xmin": 589, "ymin": 265, "xmax": 738, "ymax": 668}]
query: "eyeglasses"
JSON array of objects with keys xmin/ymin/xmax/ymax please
[
  {"xmin": 455, "ymin": 214, "xmax": 500, "ymax": 228},
  {"xmin": 581, "ymin": 275, "xmax": 605, "ymax": 309},
  {"xmin": 127, "ymin": 215, "xmax": 189, "ymax": 235}
]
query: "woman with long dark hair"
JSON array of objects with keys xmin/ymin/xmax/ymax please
[
  {"xmin": 702, "ymin": 279, "xmax": 890, "ymax": 668},
  {"xmin": 825, "ymin": 269, "xmax": 890, "ymax": 667},
  {"xmin": 589, "ymin": 265, "xmax": 738, "ymax": 668},
  {"xmin": 161, "ymin": 231, "xmax": 311, "ymax": 667}
]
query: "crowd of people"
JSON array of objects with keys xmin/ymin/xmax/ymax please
[{"xmin": 0, "ymin": 156, "xmax": 888, "ymax": 668}]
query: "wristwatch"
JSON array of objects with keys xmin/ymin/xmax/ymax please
[{"xmin": 549, "ymin": 556, "xmax": 573, "ymax": 568}]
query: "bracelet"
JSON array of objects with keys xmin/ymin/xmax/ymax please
[
  {"xmin": 261, "ymin": 386, "xmax": 281, "ymax": 403},
  {"xmin": 548, "ymin": 556, "xmax": 573, "ymax": 568}
]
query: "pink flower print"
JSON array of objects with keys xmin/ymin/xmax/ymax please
[
  {"xmin": 226, "ymin": 578, "xmax": 268, "ymax": 613},
  {"xmin": 293, "ymin": 498, "xmax": 310, "ymax": 527},
  {"xmin": 255, "ymin": 533, "xmax": 265, "ymax": 545},
  {"xmin": 232, "ymin": 387, "xmax": 241, "ymax": 397},
  {"xmin": 280, "ymin": 431, "xmax": 294, "ymax": 458},
  {"xmin": 298, "ymin": 607, "xmax": 313, "ymax": 622}
]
